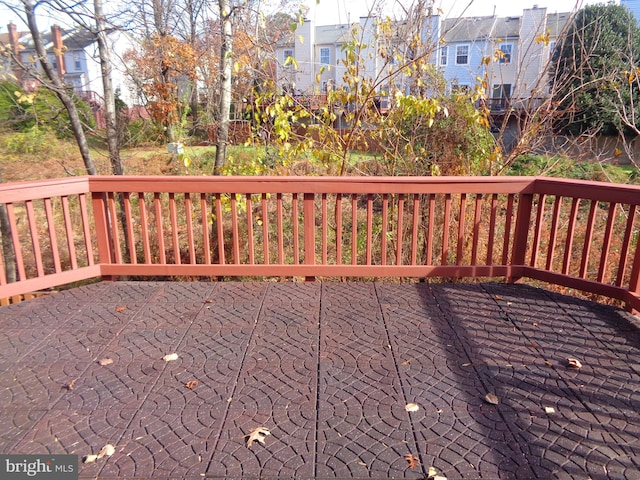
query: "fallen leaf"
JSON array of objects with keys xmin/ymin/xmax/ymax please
[
  {"xmin": 163, "ymin": 353, "xmax": 179, "ymax": 362},
  {"xmin": 428, "ymin": 466, "xmax": 448, "ymax": 480},
  {"xmin": 97, "ymin": 444, "xmax": 115, "ymax": 459},
  {"xmin": 401, "ymin": 360, "xmax": 411, "ymax": 366},
  {"xmin": 544, "ymin": 361, "xmax": 552, "ymax": 367},
  {"xmin": 567, "ymin": 358, "xmax": 582, "ymax": 369},
  {"xmin": 204, "ymin": 299, "xmax": 213, "ymax": 304},
  {"xmin": 493, "ymin": 295, "xmax": 504, "ymax": 301},
  {"xmin": 484, "ymin": 393, "xmax": 499, "ymax": 405},
  {"xmin": 245, "ymin": 426, "xmax": 270, "ymax": 447},
  {"xmin": 115, "ymin": 306, "xmax": 126, "ymax": 312},
  {"xmin": 83, "ymin": 454, "xmax": 98, "ymax": 464},
  {"xmin": 99, "ymin": 358, "xmax": 114, "ymax": 366},
  {"xmin": 544, "ymin": 406, "xmax": 555, "ymax": 414},
  {"xmin": 357, "ymin": 461, "xmax": 367, "ymax": 466},
  {"xmin": 185, "ymin": 380, "xmax": 199, "ymax": 390},
  {"xmin": 65, "ymin": 379, "xmax": 77, "ymax": 391},
  {"xmin": 405, "ymin": 403, "xmax": 419, "ymax": 412},
  {"xmin": 404, "ymin": 453, "xmax": 420, "ymax": 469}
]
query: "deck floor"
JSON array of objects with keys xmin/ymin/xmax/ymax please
[{"xmin": 1, "ymin": 281, "xmax": 640, "ymax": 479}]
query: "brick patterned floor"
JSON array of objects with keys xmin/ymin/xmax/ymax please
[{"xmin": 1, "ymin": 281, "xmax": 640, "ymax": 479}]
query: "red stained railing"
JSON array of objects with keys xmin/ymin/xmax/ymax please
[{"xmin": 1, "ymin": 176, "xmax": 639, "ymax": 311}]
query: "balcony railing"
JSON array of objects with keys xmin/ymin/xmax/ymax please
[{"xmin": 1, "ymin": 176, "xmax": 639, "ymax": 311}]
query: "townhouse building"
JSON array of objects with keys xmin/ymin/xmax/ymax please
[
  {"xmin": 6, "ymin": 23, "xmax": 138, "ymax": 109},
  {"xmin": 275, "ymin": 6, "xmax": 570, "ymax": 113}
]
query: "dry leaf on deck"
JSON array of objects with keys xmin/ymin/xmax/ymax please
[
  {"xmin": 544, "ymin": 406, "xmax": 555, "ymax": 414},
  {"xmin": 401, "ymin": 360, "xmax": 411, "ymax": 366},
  {"xmin": 163, "ymin": 353, "xmax": 179, "ymax": 362},
  {"xmin": 405, "ymin": 403, "xmax": 419, "ymax": 412},
  {"xmin": 404, "ymin": 453, "xmax": 420, "ymax": 469},
  {"xmin": 428, "ymin": 466, "xmax": 448, "ymax": 480},
  {"xmin": 83, "ymin": 454, "xmax": 98, "ymax": 464},
  {"xmin": 245, "ymin": 426, "xmax": 271, "ymax": 447},
  {"xmin": 115, "ymin": 306, "xmax": 126, "ymax": 312},
  {"xmin": 484, "ymin": 393, "xmax": 499, "ymax": 405},
  {"xmin": 185, "ymin": 380, "xmax": 199, "ymax": 390},
  {"xmin": 567, "ymin": 358, "xmax": 582, "ymax": 369},
  {"xmin": 65, "ymin": 379, "xmax": 77, "ymax": 391},
  {"xmin": 99, "ymin": 358, "xmax": 114, "ymax": 366},
  {"xmin": 97, "ymin": 444, "xmax": 115, "ymax": 459}
]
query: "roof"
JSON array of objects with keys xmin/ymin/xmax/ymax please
[
  {"xmin": 315, "ymin": 23, "xmax": 355, "ymax": 45},
  {"xmin": 442, "ymin": 15, "xmax": 519, "ymax": 42}
]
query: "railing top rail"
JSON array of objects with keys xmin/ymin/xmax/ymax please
[
  {"xmin": 86, "ymin": 175, "xmax": 538, "ymax": 195},
  {"xmin": 0, "ymin": 177, "xmax": 90, "ymax": 203},
  {"xmin": 532, "ymin": 177, "xmax": 640, "ymax": 204}
]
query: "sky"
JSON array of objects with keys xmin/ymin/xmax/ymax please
[{"xmin": 304, "ymin": 0, "xmax": 615, "ymax": 25}]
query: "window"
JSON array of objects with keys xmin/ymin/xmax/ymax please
[
  {"xmin": 549, "ymin": 40, "xmax": 557, "ymax": 59},
  {"xmin": 74, "ymin": 54, "xmax": 81, "ymax": 71},
  {"xmin": 451, "ymin": 82, "xmax": 470, "ymax": 94},
  {"xmin": 440, "ymin": 45, "xmax": 448, "ymax": 66},
  {"xmin": 283, "ymin": 49, "xmax": 293, "ymax": 64},
  {"xmin": 455, "ymin": 45, "xmax": 469, "ymax": 65},
  {"xmin": 498, "ymin": 43, "xmax": 513, "ymax": 64},
  {"xmin": 320, "ymin": 47, "xmax": 330, "ymax": 65},
  {"xmin": 491, "ymin": 84, "xmax": 511, "ymax": 111}
]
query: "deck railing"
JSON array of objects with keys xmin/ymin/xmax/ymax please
[{"xmin": 1, "ymin": 176, "xmax": 639, "ymax": 311}]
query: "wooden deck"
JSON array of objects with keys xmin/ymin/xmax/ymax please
[{"xmin": 1, "ymin": 280, "xmax": 640, "ymax": 479}]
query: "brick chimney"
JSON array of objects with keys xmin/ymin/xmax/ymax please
[
  {"xmin": 51, "ymin": 24, "xmax": 66, "ymax": 78},
  {"xmin": 8, "ymin": 23, "xmax": 19, "ymax": 57}
]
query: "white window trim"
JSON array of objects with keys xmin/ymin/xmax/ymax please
[
  {"xmin": 455, "ymin": 44, "xmax": 470, "ymax": 65},
  {"xmin": 440, "ymin": 45, "xmax": 448, "ymax": 66},
  {"xmin": 499, "ymin": 43, "xmax": 513, "ymax": 64},
  {"xmin": 320, "ymin": 47, "xmax": 330, "ymax": 65}
]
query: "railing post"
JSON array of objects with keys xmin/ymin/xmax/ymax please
[
  {"xmin": 304, "ymin": 192, "xmax": 315, "ymax": 281},
  {"xmin": 91, "ymin": 191, "xmax": 114, "ymax": 279},
  {"xmin": 508, "ymin": 192, "xmax": 534, "ymax": 283},
  {"xmin": 627, "ymin": 235, "xmax": 640, "ymax": 312}
]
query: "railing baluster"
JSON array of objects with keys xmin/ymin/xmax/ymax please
[
  {"xmin": 381, "ymin": 194, "xmax": 388, "ymax": 265},
  {"xmin": 6, "ymin": 203, "xmax": 26, "ymax": 281},
  {"xmin": 502, "ymin": 194, "xmax": 514, "ymax": 265},
  {"xmin": 215, "ymin": 193, "xmax": 225, "ymax": 265},
  {"xmin": 426, "ymin": 194, "xmax": 435, "ymax": 266},
  {"xmin": 442, "ymin": 194, "xmax": 451, "ymax": 265},
  {"xmin": 321, "ymin": 193, "xmax": 328, "ymax": 265},
  {"xmin": 471, "ymin": 194, "xmax": 482, "ymax": 266},
  {"xmin": 366, "ymin": 194, "xmax": 373, "ymax": 265},
  {"xmin": 396, "ymin": 193, "xmax": 404, "ymax": 266},
  {"xmin": 530, "ymin": 194, "xmax": 546, "ymax": 268},
  {"xmin": 246, "ymin": 194, "xmax": 254, "ymax": 265},
  {"xmin": 304, "ymin": 193, "xmax": 315, "ymax": 267},
  {"xmin": 154, "ymin": 193, "xmax": 166, "ymax": 264},
  {"xmin": 185, "ymin": 193, "xmax": 195, "ymax": 264},
  {"xmin": 411, "ymin": 194, "xmax": 419, "ymax": 265},
  {"xmin": 351, "ymin": 194, "xmax": 357, "ymax": 265},
  {"xmin": 169, "ymin": 193, "xmax": 180, "ymax": 265},
  {"xmin": 123, "ymin": 193, "xmax": 136, "ymax": 264},
  {"xmin": 486, "ymin": 193, "xmax": 497, "ymax": 265},
  {"xmin": 292, "ymin": 193, "xmax": 299, "ymax": 265},
  {"xmin": 616, "ymin": 204, "xmax": 636, "ymax": 287},
  {"xmin": 200, "ymin": 193, "xmax": 211, "ymax": 264},
  {"xmin": 336, "ymin": 193, "xmax": 343, "ymax": 265},
  {"xmin": 546, "ymin": 196, "xmax": 562, "ymax": 271},
  {"xmin": 597, "ymin": 202, "xmax": 616, "ymax": 284},
  {"xmin": 456, "ymin": 193, "xmax": 467, "ymax": 265},
  {"xmin": 277, "ymin": 193, "xmax": 283, "ymax": 264},
  {"xmin": 579, "ymin": 200, "xmax": 598, "ymax": 279},
  {"xmin": 230, "ymin": 193, "xmax": 239, "ymax": 264},
  {"xmin": 79, "ymin": 193, "xmax": 94, "ymax": 266},
  {"xmin": 43, "ymin": 198, "xmax": 61, "ymax": 274},
  {"xmin": 562, "ymin": 198, "xmax": 580, "ymax": 276},
  {"xmin": 262, "ymin": 193, "xmax": 269, "ymax": 265},
  {"xmin": 25, "ymin": 200, "xmax": 44, "ymax": 277},
  {"xmin": 139, "ymin": 193, "xmax": 151, "ymax": 264}
]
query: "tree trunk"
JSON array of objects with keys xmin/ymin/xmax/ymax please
[
  {"xmin": 22, "ymin": 0, "xmax": 98, "ymax": 176},
  {"xmin": 214, "ymin": 0, "xmax": 232, "ymax": 175},
  {"xmin": 93, "ymin": 0, "xmax": 124, "ymax": 176}
]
